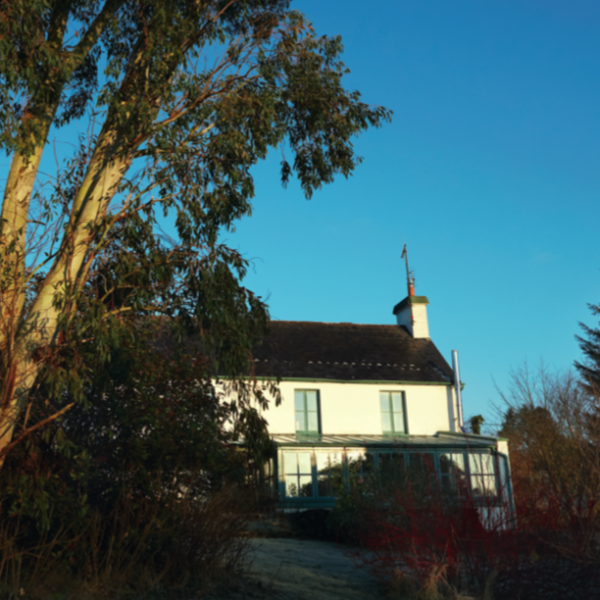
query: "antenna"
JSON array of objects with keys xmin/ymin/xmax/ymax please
[{"xmin": 401, "ymin": 244, "xmax": 415, "ymax": 297}]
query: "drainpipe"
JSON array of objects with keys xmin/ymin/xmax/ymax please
[{"xmin": 451, "ymin": 350, "xmax": 465, "ymax": 432}]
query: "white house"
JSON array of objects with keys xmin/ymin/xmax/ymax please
[{"xmin": 225, "ymin": 290, "xmax": 513, "ymax": 514}]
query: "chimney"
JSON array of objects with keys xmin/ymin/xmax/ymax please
[
  {"xmin": 397, "ymin": 244, "xmax": 429, "ymax": 337},
  {"xmin": 393, "ymin": 295, "xmax": 430, "ymax": 338}
]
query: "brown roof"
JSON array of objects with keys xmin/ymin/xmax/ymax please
[{"xmin": 252, "ymin": 321, "xmax": 454, "ymax": 383}]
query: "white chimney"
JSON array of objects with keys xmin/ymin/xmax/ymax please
[{"xmin": 393, "ymin": 295, "xmax": 430, "ymax": 338}]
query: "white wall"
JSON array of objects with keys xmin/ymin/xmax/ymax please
[{"xmin": 220, "ymin": 379, "xmax": 459, "ymax": 436}]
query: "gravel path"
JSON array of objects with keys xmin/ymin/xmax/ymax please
[{"xmin": 242, "ymin": 538, "xmax": 385, "ymax": 600}]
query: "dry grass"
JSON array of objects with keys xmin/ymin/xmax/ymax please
[{"xmin": 387, "ymin": 564, "xmax": 502, "ymax": 600}]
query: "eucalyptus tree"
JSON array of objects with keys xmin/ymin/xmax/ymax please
[{"xmin": 0, "ymin": 0, "xmax": 390, "ymax": 464}]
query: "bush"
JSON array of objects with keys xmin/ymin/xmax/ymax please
[
  {"xmin": 342, "ymin": 451, "xmax": 600, "ymax": 600},
  {"xmin": 0, "ymin": 323, "xmax": 259, "ymax": 599},
  {"xmin": 341, "ymin": 364, "xmax": 600, "ymax": 599},
  {"xmin": 498, "ymin": 364, "xmax": 600, "ymax": 566},
  {"xmin": 0, "ymin": 480, "xmax": 252, "ymax": 599}
]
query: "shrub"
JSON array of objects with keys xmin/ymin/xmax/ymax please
[
  {"xmin": 346, "ymin": 457, "xmax": 600, "ymax": 600},
  {"xmin": 498, "ymin": 364, "xmax": 600, "ymax": 567},
  {"xmin": 344, "ymin": 364, "xmax": 600, "ymax": 599},
  {"xmin": 0, "ymin": 480, "xmax": 252, "ymax": 599},
  {"xmin": 0, "ymin": 324, "xmax": 259, "ymax": 598}
]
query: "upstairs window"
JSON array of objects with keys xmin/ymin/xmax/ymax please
[
  {"xmin": 380, "ymin": 391, "xmax": 407, "ymax": 435},
  {"xmin": 295, "ymin": 390, "xmax": 320, "ymax": 435}
]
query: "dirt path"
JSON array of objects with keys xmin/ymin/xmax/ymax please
[{"xmin": 242, "ymin": 538, "xmax": 385, "ymax": 600}]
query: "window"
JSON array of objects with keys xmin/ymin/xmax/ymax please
[
  {"xmin": 295, "ymin": 390, "xmax": 320, "ymax": 435},
  {"xmin": 379, "ymin": 452, "xmax": 408, "ymax": 487},
  {"xmin": 282, "ymin": 451, "xmax": 343, "ymax": 498},
  {"xmin": 439, "ymin": 452, "xmax": 467, "ymax": 495},
  {"xmin": 315, "ymin": 452, "xmax": 344, "ymax": 497},
  {"xmin": 380, "ymin": 391, "xmax": 407, "ymax": 435},
  {"xmin": 468, "ymin": 452, "xmax": 498, "ymax": 499},
  {"xmin": 346, "ymin": 451, "xmax": 376, "ymax": 488},
  {"xmin": 283, "ymin": 451, "xmax": 313, "ymax": 497},
  {"xmin": 279, "ymin": 449, "xmax": 503, "ymax": 505}
]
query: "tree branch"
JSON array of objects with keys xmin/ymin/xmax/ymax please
[{"xmin": 0, "ymin": 402, "xmax": 75, "ymax": 462}]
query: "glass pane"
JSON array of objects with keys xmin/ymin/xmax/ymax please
[
  {"xmin": 380, "ymin": 453, "xmax": 407, "ymax": 487},
  {"xmin": 408, "ymin": 453, "xmax": 435, "ymax": 489},
  {"xmin": 393, "ymin": 411, "xmax": 405, "ymax": 433},
  {"xmin": 346, "ymin": 451, "xmax": 362, "ymax": 463},
  {"xmin": 482, "ymin": 475, "xmax": 497, "ymax": 497},
  {"xmin": 284, "ymin": 453, "xmax": 297, "ymax": 476},
  {"xmin": 441, "ymin": 474, "xmax": 455, "ymax": 494},
  {"xmin": 296, "ymin": 411, "xmax": 307, "ymax": 433},
  {"xmin": 294, "ymin": 391, "xmax": 305, "ymax": 411},
  {"xmin": 285, "ymin": 479, "xmax": 299, "ymax": 497},
  {"xmin": 451, "ymin": 453, "xmax": 466, "ymax": 475},
  {"xmin": 469, "ymin": 453, "xmax": 482, "ymax": 475},
  {"xmin": 298, "ymin": 452, "xmax": 312, "ymax": 474},
  {"xmin": 379, "ymin": 453, "xmax": 406, "ymax": 467},
  {"xmin": 329, "ymin": 453, "xmax": 344, "ymax": 495},
  {"xmin": 347, "ymin": 451, "xmax": 364, "ymax": 477},
  {"xmin": 439, "ymin": 453, "xmax": 453, "ymax": 475},
  {"xmin": 307, "ymin": 411, "xmax": 319, "ymax": 432},
  {"xmin": 306, "ymin": 391, "xmax": 318, "ymax": 411},
  {"xmin": 411, "ymin": 453, "xmax": 434, "ymax": 472},
  {"xmin": 392, "ymin": 392, "xmax": 403, "ymax": 412},
  {"xmin": 453, "ymin": 454, "xmax": 468, "ymax": 492},
  {"xmin": 497, "ymin": 454, "xmax": 509, "ymax": 497},
  {"xmin": 316, "ymin": 453, "xmax": 330, "ymax": 471},
  {"xmin": 381, "ymin": 412, "xmax": 392, "ymax": 433},
  {"xmin": 439, "ymin": 454, "xmax": 467, "ymax": 495},
  {"xmin": 364, "ymin": 453, "xmax": 376, "ymax": 475},
  {"xmin": 380, "ymin": 394, "xmax": 390, "ymax": 412},
  {"xmin": 347, "ymin": 451, "xmax": 375, "ymax": 484},
  {"xmin": 299, "ymin": 475, "xmax": 313, "ymax": 497},
  {"xmin": 317, "ymin": 475, "xmax": 332, "ymax": 497},
  {"xmin": 470, "ymin": 474, "xmax": 484, "ymax": 496},
  {"xmin": 481, "ymin": 454, "xmax": 495, "ymax": 475},
  {"xmin": 316, "ymin": 454, "xmax": 332, "ymax": 497}
]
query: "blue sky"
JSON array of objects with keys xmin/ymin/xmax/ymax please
[{"xmin": 224, "ymin": 0, "xmax": 600, "ymax": 429}]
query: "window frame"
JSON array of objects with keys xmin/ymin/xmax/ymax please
[
  {"xmin": 294, "ymin": 389, "xmax": 321, "ymax": 436},
  {"xmin": 379, "ymin": 390, "xmax": 408, "ymax": 435}
]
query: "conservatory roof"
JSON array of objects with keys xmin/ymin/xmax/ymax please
[{"xmin": 269, "ymin": 432, "xmax": 498, "ymax": 449}]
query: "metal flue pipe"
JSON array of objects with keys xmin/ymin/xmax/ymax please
[{"xmin": 451, "ymin": 350, "xmax": 465, "ymax": 431}]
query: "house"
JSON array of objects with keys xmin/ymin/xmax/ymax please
[{"xmin": 223, "ymin": 287, "xmax": 513, "ymax": 516}]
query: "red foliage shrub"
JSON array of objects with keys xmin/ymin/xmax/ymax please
[{"xmin": 348, "ymin": 460, "xmax": 600, "ymax": 599}]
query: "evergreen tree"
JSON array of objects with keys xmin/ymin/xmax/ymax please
[{"xmin": 575, "ymin": 302, "xmax": 600, "ymax": 395}]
